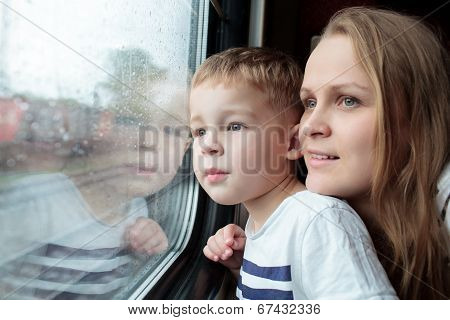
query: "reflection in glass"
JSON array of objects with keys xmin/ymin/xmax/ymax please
[{"xmin": 0, "ymin": 0, "xmax": 202, "ymax": 299}]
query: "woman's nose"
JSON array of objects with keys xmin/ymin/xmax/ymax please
[{"xmin": 302, "ymin": 108, "xmax": 332, "ymax": 138}]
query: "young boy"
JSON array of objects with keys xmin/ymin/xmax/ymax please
[{"xmin": 189, "ymin": 47, "xmax": 396, "ymax": 299}]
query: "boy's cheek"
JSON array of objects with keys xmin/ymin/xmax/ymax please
[{"xmin": 192, "ymin": 145, "xmax": 209, "ymax": 180}]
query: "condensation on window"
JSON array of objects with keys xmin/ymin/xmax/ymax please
[{"xmin": 0, "ymin": 0, "xmax": 204, "ymax": 299}]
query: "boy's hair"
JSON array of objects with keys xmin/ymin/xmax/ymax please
[
  {"xmin": 323, "ymin": 6, "xmax": 449, "ymax": 299},
  {"xmin": 192, "ymin": 47, "xmax": 303, "ymax": 122}
]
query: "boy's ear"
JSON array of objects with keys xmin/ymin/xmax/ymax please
[{"xmin": 286, "ymin": 123, "xmax": 303, "ymax": 160}]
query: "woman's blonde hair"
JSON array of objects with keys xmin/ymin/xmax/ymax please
[{"xmin": 322, "ymin": 7, "xmax": 449, "ymax": 299}]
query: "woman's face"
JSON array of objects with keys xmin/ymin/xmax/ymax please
[{"xmin": 299, "ymin": 35, "xmax": 377, "ymax": 201}]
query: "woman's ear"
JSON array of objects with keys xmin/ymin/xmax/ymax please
[{"xmin": 286, "ymin": 123, "xmax": 303, "ymax": 160}]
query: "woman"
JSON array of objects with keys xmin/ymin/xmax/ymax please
[{"xmin": 300, "ymin": 7, "xmax": 449, "ymax": 299}]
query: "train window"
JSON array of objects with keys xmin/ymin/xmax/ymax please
[{"xmin": 0, "ymin": 0, "xmax": 208, "ymax": 299}]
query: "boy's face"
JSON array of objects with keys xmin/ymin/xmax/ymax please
[
  {"xmin": 96, "ymin": 121, "xmax": 189, "ymax": 198},
  {"xmin": 80, "ymin": 98, "xmax": 190, "ymax": 201},
  {"xmin": 190, "ymin": 82, "xmax": 293, "ymax": 205}
]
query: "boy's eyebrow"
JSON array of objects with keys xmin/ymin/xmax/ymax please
[
  {"xmin": 300, "ymin": 87, "xmax": 313, "ymax": 96},
  {"xmin": 190, "ymin": 108, "xmax": 258, "ymax": 123},
  {"xmin": 301, "ymin": 82, "xmax": 370, "ymax": 95},
  {"xmin": 220, "ymin": 108, "xmax": 258, "ymax": 119},
  {"xmin": 190, "ymin": 114, "xmax": 203, "ymax": 124}
]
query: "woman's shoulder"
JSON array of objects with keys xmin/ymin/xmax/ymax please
[
  {"xmin": 281, "ymin": 190, "xmax": 366, "ymax": 232},
  {"xmin": 287, "ymin": 190, "xmax": 357, "ymax": 215}
]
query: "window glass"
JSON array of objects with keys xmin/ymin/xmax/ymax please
[{"xmin": 0, "ymin": 0, "xmax": 207, "ymax": 299}]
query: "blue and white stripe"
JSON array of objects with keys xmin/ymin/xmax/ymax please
[
  {"xmin": 236, "ymin": 259, "xmax": 293, "ymax": 300},
  {"xmin": 0, "ymin": 243, "xmax": 131, "ymax": 299}
]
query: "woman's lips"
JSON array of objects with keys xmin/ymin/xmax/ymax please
[
  {"xmin": 306, "ymin": 151, "xmax": 339, "ymax": 169},
  {"xmin": 205, "ymin": 168, "xmax": 228, "ymax": 183}
]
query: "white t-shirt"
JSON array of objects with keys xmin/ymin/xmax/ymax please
[
  {"xmin": 437, "ymin": 162, "xmax": 450, "ymax": 233},
  {"xmin": 236, "ymin": 190, "xmax": 397, "ymax": 300}
]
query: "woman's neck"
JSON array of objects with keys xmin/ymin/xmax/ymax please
[{"xmin": 243, "ymin": 174, "xmax": 306, "ymax": 232}]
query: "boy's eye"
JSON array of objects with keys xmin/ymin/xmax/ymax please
[
  {"xmin": 304, "ymin": 99, "xmax": 317, "ymax": 109},
  {"xmin": 227, "ymin": 123, "xmax": 244, "ymax": 131},
  {"xmin": 163, "ymin": 126, "xmax": 175, "ymax": 135},
  {"xmin": 195, "ymin": 128, "xmax": 206, "ymax": 137}
]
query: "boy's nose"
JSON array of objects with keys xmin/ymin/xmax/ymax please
[
  {"xmin": 202, "ymin": 143, "xmax": 223, "ymax": 156},
  {"xmin": 200, "ymin": 132, "xmax": 224, "ymax": 156}
]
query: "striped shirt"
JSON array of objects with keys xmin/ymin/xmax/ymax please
[
  {"xmin": 1, "ymin": 243, "xmax": 132, "ymax": 299},
  {"xmin": 236, "ymin": 190, "xmax": 397, "ymax": 300},
  {"xmin": 0, "ymin": 173, "xmax": 147, "ymax": 299}
]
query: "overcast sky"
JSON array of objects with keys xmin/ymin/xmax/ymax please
[{"xmin": 0, "ymin": 0, "xmax": 195, "ymax": 105}]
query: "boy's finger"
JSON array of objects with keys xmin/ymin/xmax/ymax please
[
  {"xmin": 131, "ymin": 217, "xmax": 150, "ymax": 233},
  {"xmin": 129, "ymin": 222, "xmax": 157, "ymax": 247},
  {"xmin": 214, "ymin": 229, "xmax": 233, "ymax": 255},
  {"xmin": 203, "ymin": 246, "xmax": 219, "ymax": 262},
  {"xmin": 207, "ymin": 234, "xmax": 233, "ymax": 259},
  {"xmin": 231, "ymin": 236, "xmax": 246, "ymax": 250},
  {"xmin": 146, "ymin": 239, "xmax": 168, "ymax": 255},
  {"xmin": 129, "ymin": 218, "xmax": 153, "ymax": 238},
  {"xmin": 206, "ymin": 235, "xmax": 224, "ymax": 256},
  {"xmin": 140, "ymin": 233, "xmax": 168, "ymax": 254},
  {"xmin": 223, "ymin": 224, "xmax": 246, "ymax": 246}
]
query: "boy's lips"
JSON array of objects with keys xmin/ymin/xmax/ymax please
[
  {"xmin": 121, "ymin": 164, "xmax": 157, "ymax": 175},
  {"xmin": 205, "ymin": 168, "xmax": 229, "ymax": 183}
]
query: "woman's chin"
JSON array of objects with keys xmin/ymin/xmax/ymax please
[{"xmin": 305, "ymin": 178, "xmax": 331, "ymax": 195}]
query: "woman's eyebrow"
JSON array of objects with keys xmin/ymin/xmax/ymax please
[
  {"xmin": 301, "ymin": 82, "xmax": 370, "ymax": 95},
  {"xmin": 329, "ymin": 82, "xmax": 370, "ymax": 92}
]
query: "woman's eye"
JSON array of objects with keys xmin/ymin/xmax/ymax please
[
  {"xmin": 304, "ymin": 99, "xmax": 317, "ymax": 109},
  {"xmin": 341, "ymin": 96, "xmax": 359, "ymax": 108},
  {"xmin": 227, "ymin": 123, "xmax": 244, "ymax": 131}
]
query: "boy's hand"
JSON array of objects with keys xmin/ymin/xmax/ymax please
[
  {"xmin": 203, "ymin": 224, "xmax": 246, "ymax": 277},
  {"xmin": 127, "ymin": 217, "xmax": 168, "ymax": 255}
]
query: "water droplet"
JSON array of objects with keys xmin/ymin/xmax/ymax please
[
  {"xmin": 6, "ymin": 159, "xmax": 16, "ymax": 167},
  {"xmin": 16, "ymin": 153, "xmax": 27, "ymax": 161},
  {"xmin": 18, "ymin": 101, "xmax": 29, "ymax": 111}
]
